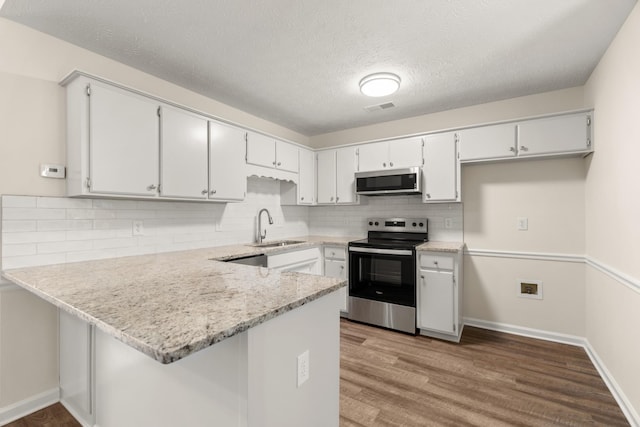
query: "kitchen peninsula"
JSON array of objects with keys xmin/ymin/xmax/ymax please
[{"xmin": 2, "ymin": 241, "xmax": 347, "ymax": 427}]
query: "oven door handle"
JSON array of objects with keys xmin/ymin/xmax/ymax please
[{"xmin": 349, "ymin": 247, "xmax": 413, "ymax": 256}]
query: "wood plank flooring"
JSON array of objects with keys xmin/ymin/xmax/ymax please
[
  {"xmin": 6, "ymin": 320, "xmax": 629, "ymax": 426},
  {"xmin": 340, "ymin": 319, "xmax": 628, "ymax": 426},
  {"xmin": 4, "ymin": 403, "xmax": 80, "ymax": 427}
]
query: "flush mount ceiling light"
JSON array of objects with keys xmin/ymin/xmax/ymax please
[{"xmin": 359, "ymin": 72, "xmax": 401, "ymax": 97}]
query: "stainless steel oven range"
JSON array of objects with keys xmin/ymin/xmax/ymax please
[{"xmin": 348, "ymin": 218, "xmax": 428, "ymax": 334}]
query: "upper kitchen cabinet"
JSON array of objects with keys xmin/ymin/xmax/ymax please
[
  {"xmin": 66, "ymin": 77, "xmax": 160, "ymax": 198},
  {"xmin": 159, "ymin": 105, "xmax": 209, "ymax": 200},
  {"xmin": 357, "ymin": 137, "xmax": 423, "ymax": 172},
  {"xmin": 516, "ymin": 112, "xmax": 592, "ymax": 157},
  {"xmin": 422, "ymin": 132, "xmax": 460, "ymax": 203},
  {"xmin": 458, "ymin": 111, "xmax": 593, "ymax": 163},
  {"xmin": 316, "ymin": 146, "xmax": 359, "ymax": 205},
  {"xmin": 209, "ymin": 121, "xmax": 247, "ymax": 201},
  {"xmin": 281, "ymin": 147, "xmax": 315, "ymax": 205},
  {"xmin": 246, "ymin": 132, "xmax": 299, "ymax": 173},
  {"xmin": 458, "ymin": 123, "xmax": 517, "ymax": 162}
]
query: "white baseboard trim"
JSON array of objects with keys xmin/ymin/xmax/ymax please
[
  {"xmin": 0, "ymin": 387, "xmax": 59, "ymax": 426},
  {"xmin": 463, "ymin": 317, "xmax": 585, "ymax": 347},
  {"xmin": 464, "ymin": 317, "xmax": 639, "ymax": 427},
  {"xmin": 583, "ymin": 341, "xmax": 640, "ymax": 427}
]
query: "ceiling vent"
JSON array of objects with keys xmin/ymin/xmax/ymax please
[{"xmin": 364, "ymin": 102, "xmax": 396, "ymax": 112}]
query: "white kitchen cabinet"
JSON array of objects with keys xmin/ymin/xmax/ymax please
[
  {"xmin": 59, "ymin": 310, "xmax": 95, "ymax": 426},
  {"xmin": 323, "ymin": 246, "xmax": 348, "ymax": 314},
  {"xmin": 69, "ymin": 80, "xmax": 160, "ymax": 197},
  {"xmin": 297, "ymin": 148, "xmax": 316, "ymax": 204},
  {"xmin": 159, "ymin": 106, "xmax": 209, "ymax": 199},
  {"xmin": 422, "ymin": 131, "xmax": 460, "ymax": 202},
  {"xmin": 517, "ymin": 112, "xmax": 592, "ymax": 157},
  {"xmin": 458, "ymin": 123, "xmax": 517, "ymax": 162},
  {"xmin": 357, "ymin": 136, "xmax": 423, "ymax": 172},
  {"xmin": 246, "ymin": 132, "xmax": 299, "ymax": 172},
  {"xmin": 317, "ymin": 147, "xmax": 359, "ymax": 205},
  {"xmin": 267, "ymin": 247, "xmax": 322, "ymax": 275},
  {"xmin": 209, "ymin": 121, "xmax": 247, "ymax": 201},
  {"xmin": 417, "ymin": 251, "xmax": 463, "ymax": 342}
]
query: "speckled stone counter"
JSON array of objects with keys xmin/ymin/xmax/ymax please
[
  {"xmin": 2, "ymin": 236, "xmax": 356, "ymax": 364},
  {"xmin": 416, "ymin": 241, "xmax": 465, "ymax": 253}
]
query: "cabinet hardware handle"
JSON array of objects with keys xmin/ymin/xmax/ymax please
[
  {"xmin": 301, "ymin": 197, "xmax": 304, "ymax": 201},
  {"xmin": 277, "ymin": 162, "xmax": 281, "ymax": 166},
  {"xmin": 201, "ymin": 189, "xmax": 208, "ymax": 195},
  {"xmin": 520, "ymin": 146, "xmax": 528, "ymax": 151},
  {"xmin": 509, "ymin": 146, "xmax": 516, "ymax": 152},
  {"xmin": 272, "ymin": 161, "xmax": 276, "ymax": 165},
  {"xmin": 336, "ymin": 196, "xmax": 339, "ymax": 201},
  {"xmin": 420, "ymin": 275, "xmax": 424, "ymax": 279},
  {"xmin": 390, "ymin": 162, "xmax": 394, "ymax": 167},
  {"xmin": 426, "ymin": 193, "xmax": 431, "ymax": 199},
  {"xmin": 340, "ymin": 265, "xmax": 344, "ymax": 270},
  {"xmin": 210, "ymin": 190, "xmax": 217, "ymax": 195},
  {"xmin": 330, "ymin": 196, "xmax": 334, "ymax": 201},
  {"xmin": 383, "ymin": 162, "xmax": 386, "ymax": 167},
  {"xmin": 434, "ymin": 261, "xmax": 438, "ymax": 265},
  {"xmin": 147, "ymin": 184, "xmax": 157, "ymax": 191}
]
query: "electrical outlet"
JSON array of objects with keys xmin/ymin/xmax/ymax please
[
  {"xmin": 444, "ymin": 218, "xmax": 453, "ymax": 229},
  {"xmin": 132, "ymin": 220, "xmax": 144, "ymax": 236},
  {"xmin": 297, "ymin": 350, "xmax": 309, "ymax": 387},
  {"xmin": 517, "ymin": 217, "xmax": 528, "ymax": 231}
]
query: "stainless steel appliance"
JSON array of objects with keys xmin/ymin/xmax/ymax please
[
  {"xmin": 348, "ymin": 218, "xmax": 428, "ymax": 333},
  {"xmin": 355, "ymin": 167, "xmax": 421, "ymax": 196}
]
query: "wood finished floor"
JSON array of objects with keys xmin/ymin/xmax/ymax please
[
  {"xmin": 7, "ymin": 320, "xmax": 628, "ymax": 427},
  {"xmin": 340, "ymin": 319, "xmax": 628, "ymax": 426}
]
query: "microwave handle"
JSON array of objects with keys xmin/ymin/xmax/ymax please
[{"xmin": 349, "ymin": 247, "xmax": 413, "ymax": 256}]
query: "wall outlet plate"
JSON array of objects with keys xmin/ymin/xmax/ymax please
[
  {"xmin": 517, "ymin": 217, "xmax": 528, "ymax": 231},
  {"xmin": 132, "ymin": 220, "xmax": 144, "ymax": 236},
  {"xmin": 297, "ymin": 350, "xmax": 309, "ymax": 387}
]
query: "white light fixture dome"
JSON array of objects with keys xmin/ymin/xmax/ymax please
[{"xmin": 359, "ymin": 72, "xmax": 401, "ymax": 97}]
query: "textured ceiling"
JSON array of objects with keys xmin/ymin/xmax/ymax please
[{"xmin": 1, "ymin": 0, "xmax": 636, "ymax": 136}]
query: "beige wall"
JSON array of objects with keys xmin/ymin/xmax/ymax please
[{"xmin": 584, "ymin": 2, "xmax": 640, "ymax": 419}]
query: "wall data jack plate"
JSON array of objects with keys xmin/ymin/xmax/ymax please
[{"xmin": 518, "ymin": 279, "xmax": 543, "ymax": 300}]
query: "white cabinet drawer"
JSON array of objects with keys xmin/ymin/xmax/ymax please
[
  {"xmin": 323, "ymin": 246, "xmax": 346, "ymax": 261},
  {"xmin": 419, "ymin": 253, "xmax": 454, "ymax": 270}
]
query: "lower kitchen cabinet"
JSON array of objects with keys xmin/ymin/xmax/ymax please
[
  {"xmin": 267, "ymin": 247, "xmax": 321, "ymax": 274},
  {"xmin": 323, "ymin": 246, "xmax": 348, "ymax": 315},
  {"xmin": 417, "ymin": 251, "xmax": 463, "ymax": 342}
]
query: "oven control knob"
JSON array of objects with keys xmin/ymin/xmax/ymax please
[
  {"xmin": 368, "ymin": 221, "xmax": 373, "ymax": 226},
  {"xmin": 412, "ymin": 222, "xmax": 417, "ymax": 227},
  {"xmin": 374, "ymin": 221, "xmax": 379, "ymax": 226},
  {"xmin": 419, "ymin": 222, "xmax": 424, "ymax": 227}
]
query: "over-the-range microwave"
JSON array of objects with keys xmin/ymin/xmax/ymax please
[{"xmin": 355, "ymin": 166, "xmax": 422, "ymax": 196}]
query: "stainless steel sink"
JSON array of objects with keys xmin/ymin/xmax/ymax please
[{"xmin": 249, "ymin": 240, "xmax": 305, "ymax": 248}]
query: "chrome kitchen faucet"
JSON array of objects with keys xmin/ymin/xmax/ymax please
[{"xmin": 257, "ymin": 208, "xmax": 273, "ymax": 244}]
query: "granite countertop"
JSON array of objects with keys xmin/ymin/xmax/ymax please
[
  {"xmin": 2, "ymin": 236, "xmax": 357, "ymax": 364},
  {"xmin": 416, "ymin": 241, "xmax": 465, "ymax": 253}
]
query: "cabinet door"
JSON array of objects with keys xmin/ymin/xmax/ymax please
[
  {"xmin": 275, "ymin": 140, "xmax": 299, "ymax": 172},
  {"xmin": 423, "ymin": 132, "xmax": 458, "ymax": 202},
  {"xmin": 517, "ymin": 113, "xmax": 591, "ymax": 157},
  {"xmin": 390, "ymin": 136, "xmax": 423, "ymax": 169},
  {"xmin": 298, "ymin": 148, "xmax": 315, "ymax": 204},
  {"xmin": 325, "ymin": 259, "xmax": 347, "ymax": 312},
  {"xmin": 336, "ymin": 146, "xmax": 358, "ymax": 204},
  {"xmin": 89, "ymin": 83, "xmax": 159, "ymax": 196},
  {"xmin": 316, "ymin": 150, "xmax": 337, "ymax": 204},
  {"xmin": 209, "ymin": 121, "xmax": 246, "ymax": 201},
  {"xmin": 357, "ymin": 141, "xmax": 388, "ymax": 171},
  {"xmin": 246, "ymin": 132, "xmax": 276, "ymax": 168},
  {"xmin": 418, "ymin": 270, "xmax": 455, "ymax": 333},
  {"xmin": 159, "ymin": 106, "xmax": 208, "ymax": 199},
  {"xmin": 458, "ymin": 123, "xmax": 517, "ymax": 162}
]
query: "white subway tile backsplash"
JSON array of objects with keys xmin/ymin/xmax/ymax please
[
  {"xmin": 3, "ymin": 231, "xmax": 67, "ymax": 244},
  {"xmin": 3, "ymin": 243, "xmax": 37, "ymax": 257},
  {"xmin": 37, "ymin": 197, "xmax": 92, "ymax": 209},
  {"xmin": 3, "ymin": 253, "xmax": 66, "ymax": 269},
  {"xmin": 37, "ymin": 240, "xmax": 93, "ymax": 254},
  {"xmin": 3, "ymin": 208, "xmax": 66, "ymax": 220},
  {"xmin": 2, "ymin": 196, "xmax": 37, "ymax": 208},
  {"xmin": 38, "ymin": 219, "xmax": 93, "ymax": 231},
  {"xmin": 2, "ymin": 220, "xmax": 37, "ymax": 233}
]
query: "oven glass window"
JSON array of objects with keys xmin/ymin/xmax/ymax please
[{"xmin": 349, "ymin": 251, "xmax": 415, "ymax": 307}]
